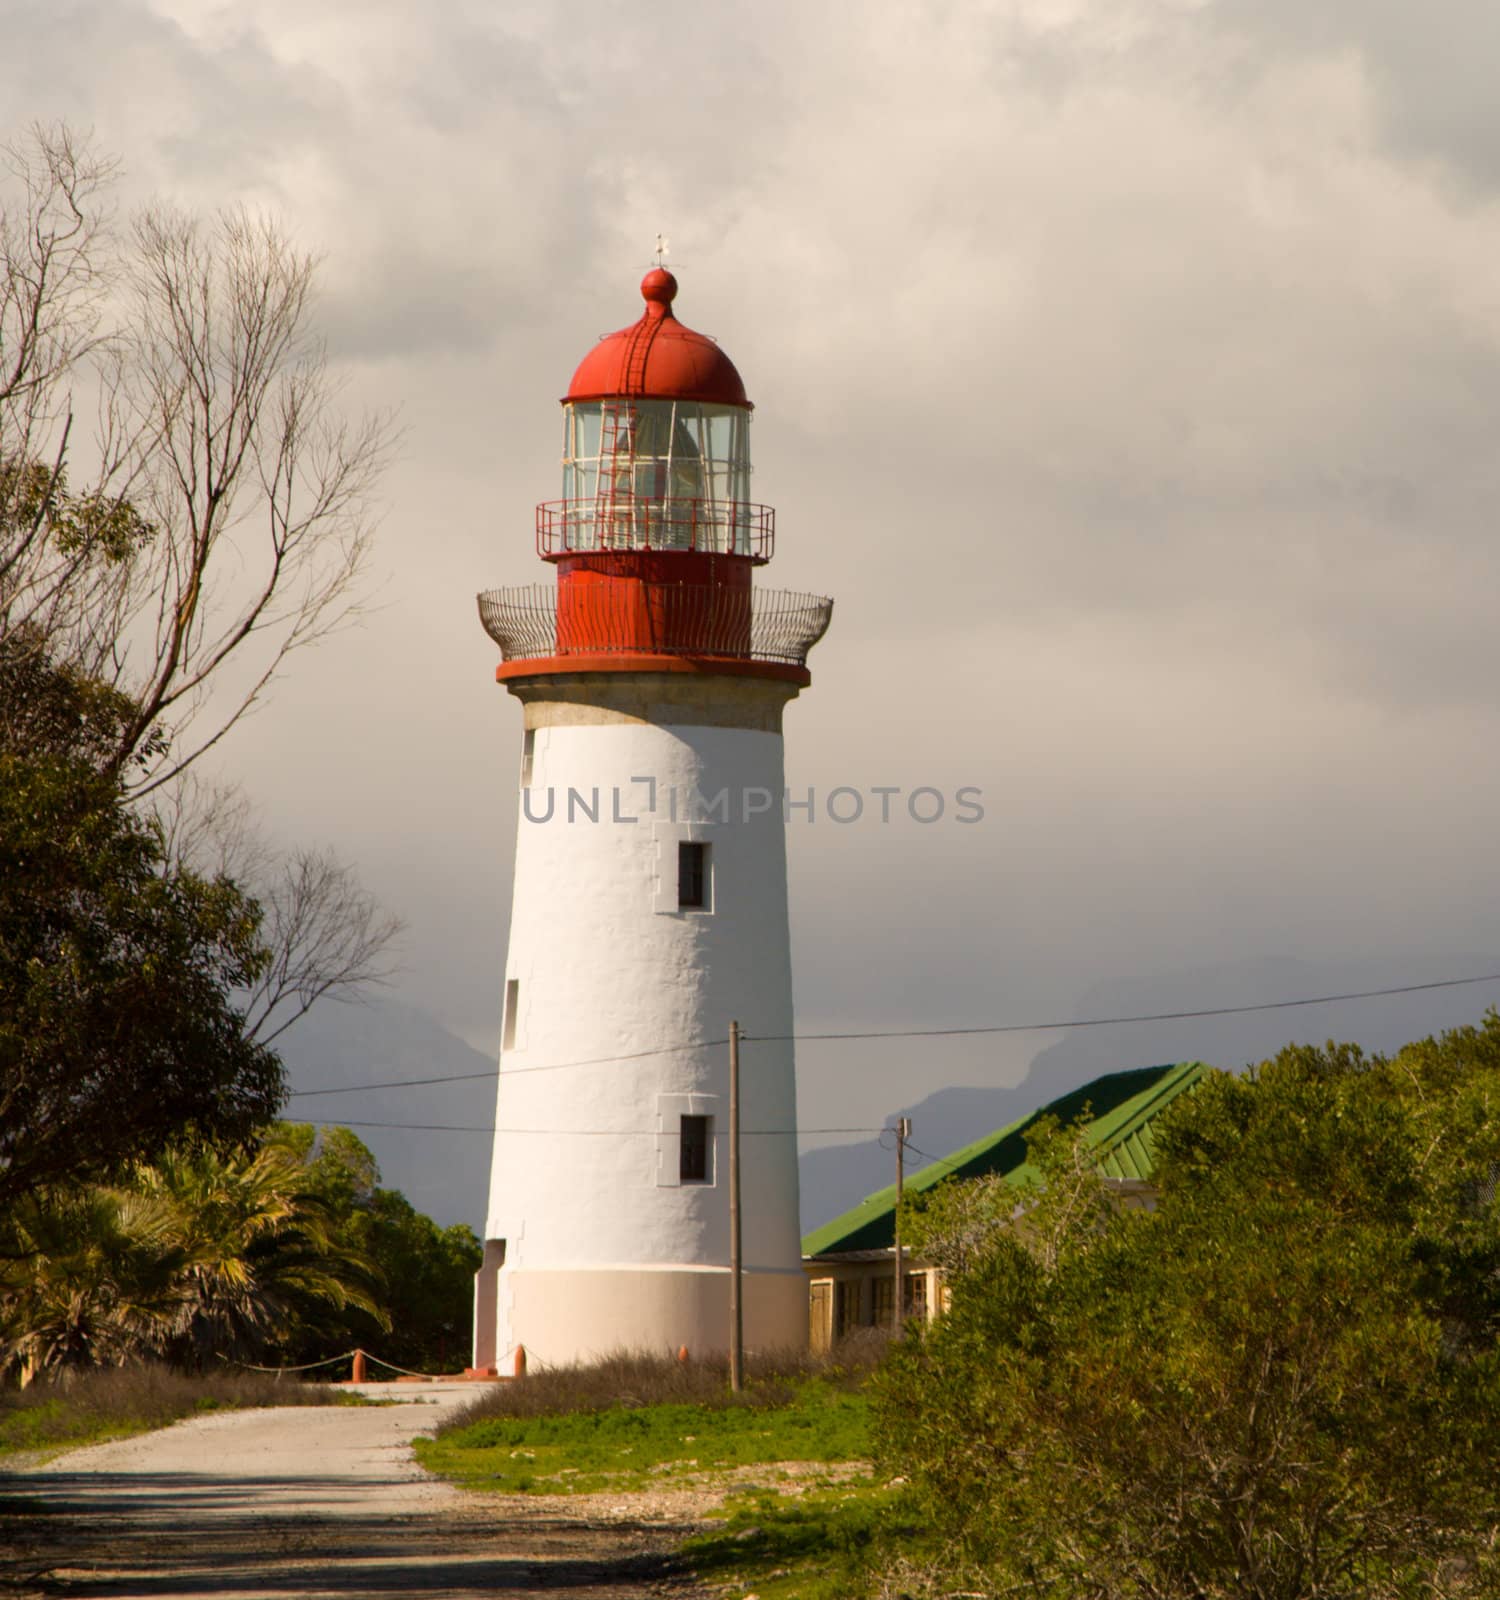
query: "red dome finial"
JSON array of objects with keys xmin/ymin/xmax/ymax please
[
  {"xmin": 641, "ymin": 268, "xmax": 678, "ymax": 313},
  {"xmin": 564, "ymin": 267, "xmax": 748, "ymax": 406}
]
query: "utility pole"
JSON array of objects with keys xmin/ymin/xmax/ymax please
[
  {"xmin": 892, "ymin": 1115, "xmax": 911, "ymax": 1336},
  {"xmin": 729, "ymin": 1019, "xmax": 744, "ymax": 1393}
]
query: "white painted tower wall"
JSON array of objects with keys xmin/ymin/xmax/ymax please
[{"xmin": 475, "ymin": 674, "xmax": 806, "ymax": 1372}]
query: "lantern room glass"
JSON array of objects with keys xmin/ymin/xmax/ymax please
[{"xmin": 559, "ymin": 400, "xmax": 753, "ymax": 554}]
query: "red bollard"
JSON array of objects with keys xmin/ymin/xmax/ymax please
[
  {"xmin": 351, "ymin": 1349, "xmax": 368, "ymax": 1383},
  {"xmin": 514, "ymin": 1345, "xmax": 527, "ymax": 1378}
]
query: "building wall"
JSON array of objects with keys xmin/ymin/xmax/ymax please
[
  {"xmin": 477, "ymin": 673, "xmax": 806, "ymax": 1371},
  {"xmin": 804, "ymin": 1259, "xmax": 941, "ymax": 1353}
]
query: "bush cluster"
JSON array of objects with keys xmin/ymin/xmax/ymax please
[{"xmin": 439, "ymin": 1332, "xmax": 887, "ymax": 1432}]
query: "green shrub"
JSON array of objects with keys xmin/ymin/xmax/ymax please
[{"xmin": 875, "ymin": 1022, "xmax": 1500, "ymax": 1599}]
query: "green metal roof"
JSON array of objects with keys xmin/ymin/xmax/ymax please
[{"xmin": 802, "ymin": 1060, "xmax": 1211, "ymax": 1257}]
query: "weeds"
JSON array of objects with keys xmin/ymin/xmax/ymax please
[
  {"xmin": 0, "ymin": 1364, "xmax": 355, "ymax": 1458},
  {"xmin": 439, "ymin": 1331, "xmax": 888, "ymax": 1433}
]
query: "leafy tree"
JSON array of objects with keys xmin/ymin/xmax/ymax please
[
  {"xmin": 0, "ymin": 619, "xmax": 144, "ymax": 767},
  {"xmin": 898, "ymin": 1165, "xmax": 1014, "ymax": 1282},
  {"xmin": 0, "ymin": 127, "xmax": 412, "ymax": 1376},
  {"xmin": 276, "ymin": 1123, "xmax": 382, "ymax": 1218},
  {"xmin": 346, "ymin": 1190, "xmax": 481, "ymax": 1374},
  {"xmin": 274, "ymin": 1124, "xmax": 481, "ymax": 1374},
  {"xmin": 901, "ymin": 1110, "xmax": 1117, "ymax": 1279},
  {"xmin": 0, "ymin": 741, "xmax": 282, "ymax": 1210},
  {"xmin": 0, "ymin": 1185, "xmax": 184, "ymax": 1383},
  {"xmin": 0, "ymin": 1131, "xmax": 384, "ymax": 1383},
  {"xmin": 875, "ymin": 1020, "xmax": 1500, "ymax": 1600},
  {"xmin": 0, "ymin": 125, "xmax": 400, "ymax": 1206},
  {"xmin": 136, "ymin": 1136, "xmax": 384, "ymax": 1368}
]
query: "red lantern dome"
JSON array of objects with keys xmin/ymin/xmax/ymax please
[
  {"xmin": 477, "ymin": 267, "xmax": 831, "ymax": 689},
  {"xmin": 564, "ymin": 270, "xmax": 750, "ymax": 409}
]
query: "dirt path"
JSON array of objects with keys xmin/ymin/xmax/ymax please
[{"xmin": 0, "ymin": 1388, "xmax": 714, "ymax": 1600}]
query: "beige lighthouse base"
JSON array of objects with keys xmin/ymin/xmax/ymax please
[{"xmin": 500, "ymin": 1264, "xmax": 807, "ymax": 1373}]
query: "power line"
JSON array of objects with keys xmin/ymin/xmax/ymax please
[
  {"xmin": 323, "ymin": 1120, "xmax": 884, "ymax": 1136},
  {"xmin": 506, "ymin": 1038, "xmax": 729, "ymax": 1072},
  {"xmin": 286, "ymin": 1038, "xmax": 728, "ymax": 1099},
  {"xmin": 291, "ymin": 1070, "xmax": 495, "ymax": 1098},
  {"xmin": 903, "ymin": 1140, "xmax": 966, "ymax": 1183},
  {"xmin": 746, "ymin": 971, "xmax": 1500, "ymax": 1044},
  {"xmin": 283, "ymin": 969, "xmax": 1500, "ymax": 1101}
]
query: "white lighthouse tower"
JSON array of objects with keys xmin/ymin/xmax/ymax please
[{"xmin": 472, "ymin": 267, "xmax": 832, "ymax": 1373}]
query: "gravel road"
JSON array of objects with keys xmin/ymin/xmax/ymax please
[{"xmin": 0, "ymin": 1386, "xmax": 712, "ymax": 1600}]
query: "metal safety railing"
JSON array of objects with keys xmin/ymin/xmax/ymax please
[
  {"xmin": 477, "ymin": 583, "xmax": 833, "ymax": 667},
  {"xmin": 535, "ymin": 498, "xmax": 775, "ymax": 561}
]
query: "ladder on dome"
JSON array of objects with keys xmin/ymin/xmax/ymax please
[
  {"xmin": 591, "ymin": 309, "xmax": 665, "ymax": 551},
  {"xmin": 622, "ymin": 317, "xmax": 658, "ymax": 394},
  {"xmin": 594, "ymin": 398, "xmax": 637, "ymax": 551}
]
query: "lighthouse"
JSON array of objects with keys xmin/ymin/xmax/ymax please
[{"xmin": 472, "ymin": 267, "xmax": 832, "ymax": 1373}]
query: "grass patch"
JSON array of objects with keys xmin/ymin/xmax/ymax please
[
  {"xmin": 682, "ymin": 1480, "xmax": 921, "ymax": 1600},
  {"xmin": 416, "ymin": 1380, "xmax": 870, "ymax": 1494},
  {"xmin": 417, "ymin": 1343, "xmax": 907, "ymax": 1591},
  {"xmin": 0, "ymin": 1365, "xmax": 362, "ymax": 1460}
]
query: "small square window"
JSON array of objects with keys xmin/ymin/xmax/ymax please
[
  {"xmin": 680, "ymin": 1114, "xmax": 711, "ymax": 1183},
  {"xmin": 678, "ymin": 841, "xmax": 709, "ymax": 909},
  {"xmin": 520, "ymin": 729, "xmax": 535, "ymax": 788}
]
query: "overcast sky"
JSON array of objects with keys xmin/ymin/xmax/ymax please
[{"xmin": 8, "ymin": 0, "xmax": 1500, "ymax": 1147}]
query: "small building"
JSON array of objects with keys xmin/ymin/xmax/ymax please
[{"xmin": 802, "ymin": 1061, "xmax": 1211, "ymax": 1351}]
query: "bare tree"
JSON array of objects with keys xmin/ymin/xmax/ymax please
[
  {"xmin": 157, "ymin": 776, "xmax": 405, "ymax": 1046},
  {"xmin": 1, "ymin": 128, "xmax": 395, "ymax": 792},
  {"xmin": 0, "ymin": 124, "xmax": 112, "ymax": 443},
  {"xmin": 0, "ymin": 126, "xmax": 125, "ymax": 670},
  {"xmin": 241, "ymin": 849, "xmax": 405, "ymax": 1046},
  {"xmin": 98, "ymin": 207, "xmax": 393, "ymax": 791}
]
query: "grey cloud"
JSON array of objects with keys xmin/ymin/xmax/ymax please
[{"xmin": 1207, "ymin": 0, "xmax": 1500, "ymax": 192}]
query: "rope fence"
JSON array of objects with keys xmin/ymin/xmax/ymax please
[
  {"xmin": 217, "ymin": 1350, "xmax": 361, "ymax": 1376},
  {"xmin": 217, "ymin": 1347, "xmax": 512, "ymax": 1382}
]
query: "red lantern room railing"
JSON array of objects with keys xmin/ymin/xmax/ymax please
[
  {"xmin": 479, "ymin": 584, "xmax": 832, "ymax": 666},
  {"xmin": 480, "ymin": 267, "xmax": 830, "ymax": 684}
]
